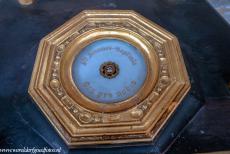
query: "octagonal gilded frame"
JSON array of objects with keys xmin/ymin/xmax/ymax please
[{"xmin": 29, "ymin": 10, "xmax": 190, "ymax": 148}]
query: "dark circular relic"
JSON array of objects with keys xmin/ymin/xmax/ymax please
[{"xmin": 100, "ymin": 61, "xmax": 119, "ymax": 79}]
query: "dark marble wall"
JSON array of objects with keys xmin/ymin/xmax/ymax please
[{"xmin": 0, "ymin": 0, "xmax": 229, "ymax": 153}]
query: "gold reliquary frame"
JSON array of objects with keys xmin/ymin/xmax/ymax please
[{"xmin": 29, "ymin": 10, "xmax": 190, "ymax": 148}]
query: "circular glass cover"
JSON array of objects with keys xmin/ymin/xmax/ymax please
[{"xmin": 72, "ymin": 39, "xmax": 147, "ymax": 103}]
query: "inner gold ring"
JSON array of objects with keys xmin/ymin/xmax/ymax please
[{"xmin": 60, "ymin": 28, "xmax": 158, "ymax": 113}]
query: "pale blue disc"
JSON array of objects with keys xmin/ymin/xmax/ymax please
[{"xmin": 72, "ymin": 39, "xmax": 147, "ymax": 104}]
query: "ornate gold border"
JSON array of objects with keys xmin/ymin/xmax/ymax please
[{"xmin": 29, "ymin": 10, "xmax": 191, "ymax": 147}]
